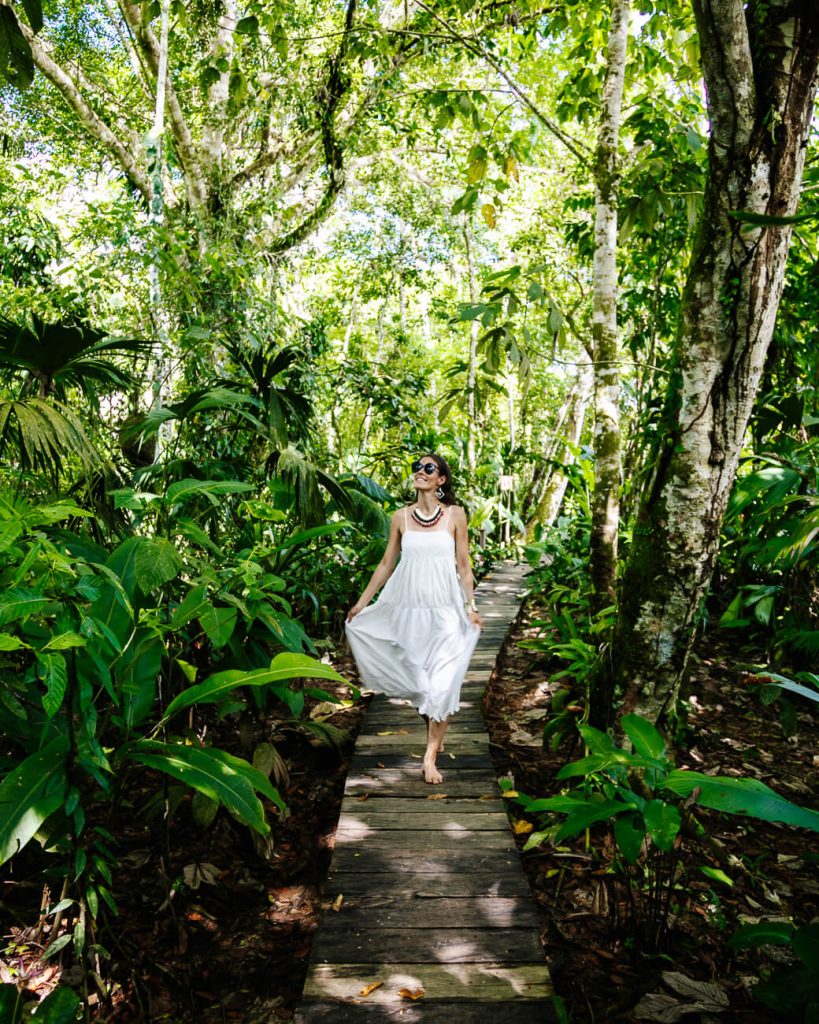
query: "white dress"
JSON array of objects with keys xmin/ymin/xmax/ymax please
[{"xmin": 345, "ymin": 506, "xmax": 480, "ymax": 722}]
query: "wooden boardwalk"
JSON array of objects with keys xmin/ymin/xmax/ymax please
[{"xmin": 295, "ymin": 563, "xmax": 554, "ymax": 1022}]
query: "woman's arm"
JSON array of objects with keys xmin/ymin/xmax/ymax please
[
  {"xmin": 453, "ymin": 506, "xmax": 482, "ymax": 627},
  {"xmin": 347, "ymin": 509, "xmax": 403, "ymax": 621}
]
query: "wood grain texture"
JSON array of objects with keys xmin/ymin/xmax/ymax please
[{"xmin": 295, "ymin": 564, "xmax": 552, "ymax": 1023}]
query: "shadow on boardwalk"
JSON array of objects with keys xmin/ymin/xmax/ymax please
[{"xmin": 294, "ymin": 563, "xmax": 555, "ymax": 1022}]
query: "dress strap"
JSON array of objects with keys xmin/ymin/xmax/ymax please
[{"xmin": 403, "ymin": 506, "xmax": 408, "ymax": 532}]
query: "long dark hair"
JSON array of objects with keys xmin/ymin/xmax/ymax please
[{"xmin": 419, "ymin": 452, "xmax": 456, "ymax": 506}]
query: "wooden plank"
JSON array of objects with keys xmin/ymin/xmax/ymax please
[
  {"xmin": 345, "ymin": 776, "xmax": 501, "ymax": 798},
  {"xmin": 341, "ymin": 797, "xmax": 505, "ymax": 815},
  {"xmin": 336, "ymin": 811, "xmax": 510, "ymax": 830},
  {"xmin": 328, "ymin": 848, "xmax": 522, "ymax": 874},
  {"xmin": 349, "ymin": 753, "xmax": 492, "ymax": 770},
  {"xmin": 296, "ymin": 1001, "xmax": 555, "ymax": 1022},
  {"xmin": 314, "ymin": 895, "xmax": 541, "ymax": 930},
  {"xmin": 324, "ymin": 873, "xmax": 532, "ymax": 899},
  {"xmin": 303, "ymin": 963, "xmax": 552, "ymax": 1002},
  {"xmin": 355, "ymin": 733, "xmax": 489, "ymax": 749},
  {"xmin": 334, "ymin": 828, "xmax": 512, "ymax": 850},
  {"xmin": 310, "ymin": 927, "xmax": 545, "ymax": 965}
]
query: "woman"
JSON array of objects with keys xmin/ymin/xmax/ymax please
[{"xmin": 346, "ymin": 454, "xmax": 483, "ymax": 784}]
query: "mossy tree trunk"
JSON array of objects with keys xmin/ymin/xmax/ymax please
[
  {"xmin": 605, "ymin": 0, "xmax": 819, "ymax": 727},
  {"xmin": 590, "ymin": 0, "xmax": 630, "ymax": 613}
]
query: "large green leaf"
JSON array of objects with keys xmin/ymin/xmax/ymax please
[
  {"xmin": 0, "ymin": 984, "xmax": 22, "ymax": 1024},
  {"xmin": 170, "ymin": 585, "xmax": 209, "ymax": 629},
  {"xmin": 642, "ymin": 799, "xmax": 681, "ymax": 851},
  {"xmin": 200, "ymin": 605, "xmax": 237, "ymax": 648},
  {"xmin": 162, "ymin": 652, "xmax": 346, "ymax": 721},
  {"xmin": 133, "ymin": 536, "xmax": 182, "ymax": 592},
  {"xmin": 116, "ymin": 627, "xmax": 163, "ymax": 728},
  {"xmin": 32, "ymin": 987, "xmax": 81, "ymax": 1023},
  {"xmin": 614, "ymin": 812, "xmax": 645, "ymax": 863},
  {"xmin": 621, "ymin": 714, "xmax": 667, "ymax": 760},
  {"xmin": 728, "ymin": 921, "xmax": 795, "ymax": 951},
  {"xmin": 0, "ymin": 588, "xmax": 50, "ymax": 627},
  {"xmin": 0, "ymin": 737, "xmax": 70, "ymax": 865},
  {"xmin": 556, "ymin": 750, "xmax": 656, "ymax": 779},
  {"xmin": 130, "ymin": 742, "xmax": 270, "ymax": 835},
  {"xmin": 555, "ymin": 799, "xmax": 633, "ymax": 842},
  {"xmin": 39, "ymin": 652, "xmax": 67, "ymax": 718},
  {"xmin": 166, "ymin": 479, "xmax": 254, "ymax": 506},
  {"xmin": 664, "ymin": 770, "xmax": 819, "ymax": 831}
]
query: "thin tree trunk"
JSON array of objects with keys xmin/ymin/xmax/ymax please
[
  {"xmin": 608, "ymin": 0, "xmax": 819, "ymax": 727},
  {"xmin": 526, "ymin": 366, "xmax": 593, "ymax": 539},
  {"xmin": 462, "ymin": 218, "xmax": 479, "ymax": 475},
  {"xmin": 148, "ymin": 0, "xmax": 171, "ymax": 442},
  {"xmin": 589, "ymin": 0, "xmax": 630, "ymax": 613}
]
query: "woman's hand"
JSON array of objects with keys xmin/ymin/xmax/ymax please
[
  {"xmin": 469, "ymin": 609, "xmax": 484, "ymax": 629},
  {"xmin": 347, "ymin": 601, "xmax": 367, "ymax": 622}
]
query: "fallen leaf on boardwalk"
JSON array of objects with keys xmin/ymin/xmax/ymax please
[
  {"xmin": 331, "ymin": 894, "xmax": 344, "ymax": 912},
  {"xmin": 397, "ymin": 988, "xmax": 425, "ymax": 1000},
  {"xmin": 427, "ymin": 794, "xmax": 448, "ymax": 800},
  {"xmin": 501, "ymin": 790, "xmax": 519, "ymax": 799},
  {"xmin": 359, "ymin": 981, "xmax": 383, "ymax": 997},
  {"xmin": 377, "ymin": 729, "xmax": 409, "ymax": 735},
  {"xmin": 377, "ymin": 762, "xmax": 386, "ymax": 768},
  {"xmin": 513, "ymin": 820, "xmax": 534, "ymax": 835},
  {"xmin": 357, "ymin": 794, "xmax": 369, "ymax": 801}
]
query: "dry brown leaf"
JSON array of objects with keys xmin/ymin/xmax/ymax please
[
  {"xmin": 397, "ymin": 987, "xmax": 425, "ymax": 1000},
  {"xmin": 426, "ymin": 794, "xmax": 448, "ymax": 800},
  {"xmin": 331, "ymin": 894, "xmax": 344, "ymax": 912},
  {"xmin": 513, "ymin": 820, "xmax": 534, "ymax": 835},
  {"xmin": 359, "ymin": 981, "xmax": 383, "ymax": 997},
  {"xmin": 356, "ymin": 794, "xmax": 369, "ymax": 801}
]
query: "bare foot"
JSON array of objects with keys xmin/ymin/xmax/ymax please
[{"xmin": 422, "ymin": 755, "xmax": 443, "ymax": 785}]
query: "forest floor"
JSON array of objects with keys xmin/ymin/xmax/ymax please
[{"xmin": 2, "ymin": 598, "xmax": 817, "ymax": 1022}]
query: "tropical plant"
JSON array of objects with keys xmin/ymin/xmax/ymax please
[
  {"xmin": 729, "ymin": 921, "xmax": 819, "ymax": 1023},
  {"xmin": 513, "ymin": 715, "xmax": 819, "ymax": 951}
]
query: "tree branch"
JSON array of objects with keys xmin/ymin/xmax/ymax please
[
  {"xmin": 7, "ymin": 5, "xmax": 152, "ymax": 201},
  {"xmin": 119, "ymin": 1, "xmax": 209, "ymax": 212},
  {"xmin": 414, "ymin": 0, "xmax": 591, "ymax": 165}
]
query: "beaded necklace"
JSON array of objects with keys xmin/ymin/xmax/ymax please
[{"xmin": 411, "ymin": 503, "xmax": 444, "ymax": 528}]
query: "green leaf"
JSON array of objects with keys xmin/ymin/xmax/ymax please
[
  {"xmin": 0, "ymin": 634, "xmax": 30, "ymax": 650},
  {"xmin": 166, "ymin": 478, "xmax": 254, "ymax": 505},
  {"xmin": 39, "ymin": 653, "xmax": 67, "ymax": 717},
  {"xmin": 116, "ymin": 627, "xmax": 162, "ymax": 729},
  {"xmin": 728, "ymin": 921, "xmax": 796, "ymax": 951},
  {"xmin": 0, "ymin": 982, "xmax": 22, "ymax": 1024},
  {"xmin": 133, "ymin": 536, "xmax": 182, "ymax": 592},
  {"xmin": 555, "ymin": 799, "xmax": 633, "ymax": 842},
  {"xmin": 577, "ymin": 724, "xmax": 615, "ymax": 752},
  {"xmin": 792, "ymin": 924, "xmax": 819, "ymax": 971},
  {"xmin": 41, "ymin": 631, "xmax": 86, "ymax": 651},
  {"xmin": 0, "ymin": 588, "xmax": 50, "ymax": 627},
  {"xmin": 614, "ymin": 812, "xmax": 645, "ymax": 863},
  {"xmin": 130, "ymin": 742, "xmax": 270, "ymax": 835},
  {"xmin": 700, "ymin": 866, "xmax": 733, "ymax": 887},
  {"xmin": 0, "ymin": 736, "xmax": 70, "ymax": 865},
  {"xmin": 170, "ymin": 585, "xmax": 209, "ymax": 629},
  {"xmin": 664, "ymin": 770, "xmax": 819, "ymax": 831},
  {"xmin": 199, "ymin": 605, "xmax": 237, "ymax": 648},
  {"xmin": 556, "ymin": 750, "xmax": 654, "ymax": 779},
  {"xmin": 621, "ymin": 714, "xmax": 666, "ymax": 760},
  {"xmin": 235, "ymin": 14, "xmax": 259, "ymax": 33},
  {"xmin": 162, "ymin": 652, "xmax": 346, "ymax": 721},
  {"xmin": 643, "ymin": 799, "xmax": 680, "ymax": 851},
  {"xmin": 19, "ymin": 0, "xmax": 44, "ymax": 35}
]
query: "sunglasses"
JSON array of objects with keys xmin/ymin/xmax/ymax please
[{"xmin": 411, "ymin": 460, "xmax": 438, "ymax": 475}]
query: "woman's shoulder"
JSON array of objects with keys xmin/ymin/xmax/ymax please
[{"xmin": 448, "ymin": 504, "xmax": 468, "ymax": 521}]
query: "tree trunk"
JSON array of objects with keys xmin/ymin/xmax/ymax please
[
  {"xmin": 589, "ymin": 0, "xmax": 629, "ymax": 613},
  {"xmin": 609, "ymin": 0, "xmax": 819, "ymax": 727},
  {"xmin": 526, "ymin": 366, "xmax": 593, "ymax": 539},
  {"xmin": 462, "ymin": 218, "xmax": 479, "ymax": 476}
]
